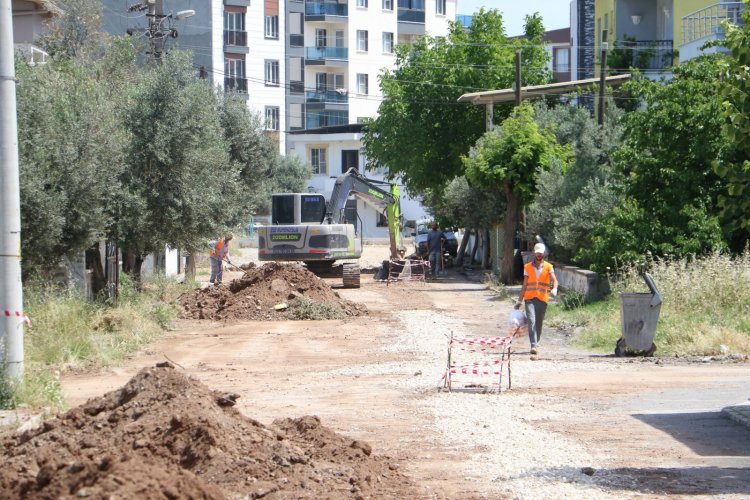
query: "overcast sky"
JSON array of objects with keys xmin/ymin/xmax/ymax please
[{"xmin": 457, "ymin": 0, "xmax": 571, "ymax": 37}]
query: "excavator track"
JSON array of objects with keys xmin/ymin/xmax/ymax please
[{"xmin": 342, "ymin": 263, "xmax": 361, "ymax": 288}]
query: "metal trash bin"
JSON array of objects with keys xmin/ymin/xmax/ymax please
[{"xmin": 615, "ymin": 273, "xmax": 662, "ymax": 357}]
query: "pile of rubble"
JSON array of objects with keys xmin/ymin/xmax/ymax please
[
  {"xmin": 180, "ymin": 262, "xmax": 366, "ymax": 321},
  {"xmin": 0, "ymin": 364, "xmax": 417, "ymax": 498}
]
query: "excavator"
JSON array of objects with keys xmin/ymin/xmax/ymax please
[{"xmin": 257, "ymin": 168, "xmax": 404, "ymax": 288}]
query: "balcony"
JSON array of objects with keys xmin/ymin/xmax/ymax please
[
  {"xmin": 397, "ymin": 8, "xmax": 425, "ymax": 23},
  {"xmin": 224, "ymin": 77, "xmax": 248, "ymax": 93},
  {"xmin": 305, "ymin": 1, "xmax": 348, "ymax": 19},
  {"xmin": 224, "ymin": 30, "xmax": 247, "ymax": 47},
  {"xmin": 290, "ymin": 81, "xmax": 305, "ymax": 94},
  {"xmin": 306, "ymin": 89, "xmax": 349, "ymax": 104},
  {"xmin": 305, "ymin": 46, "xmax": 348, "ymax": 64},
  {"xmin": 680, "ymin": 2, "xmax": 746, "ymax": 61},
  {"xmin": 608, "ymin": 39, "xmax": 674, "ymax": 72}
]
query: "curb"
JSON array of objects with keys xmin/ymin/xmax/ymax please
[{"xmin": 721, "ymin": 402, "xmax": 750, "ymax": 429}]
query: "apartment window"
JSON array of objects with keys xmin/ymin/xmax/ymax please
[
  {"xmin": 436, "ymin": 0, "xmax": 445, "ymax": 15},
  {"xmin": 224, "ymin": 57, "xmax": 247, "ymax": 92},
  {"xmin": 383, "ymin": 32, "xmax": 393, "ymax": 53},
  {"xmin": 555, "ymin": 48, "xmax": 570, "ymax": 72},
  {"xmin": 316, "ymin": 28, "xmax": 327, "ymax": 48},
  {"xmin": 357, "ymin": 30, "xmax": 368, "ymax": 52},
  {"xmin": 311, "ymin": 148, "xmax": 327, "ymax": 175},
  {"xmin": 382, "ymin": 0, "xmax": 393, "ymax": 10},
  {"xmin": 224, "ymin": 11, "xmax": 245, "ymax": 31},
  {"xmin": 265, "ymin": 60, "xmax": 279, "ymax": 85},
  {"xmin": 265, "ymin": 106, "xmax": 280, "ymax": 130},
  {"xmin": 357, "ymin": 0, "xmax": 368, "ymax": 7},
  {"xmin": 265, "ymin": 15, "xmax": 278, "ymax": 39},
  {"xmin": 357, "ymin": 73, "xmax": 368, "ymax": 95}
]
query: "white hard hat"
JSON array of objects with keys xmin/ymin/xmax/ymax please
[{"xmin": 533, "ymin": 243, "xmax": 546, "ymax": 254}]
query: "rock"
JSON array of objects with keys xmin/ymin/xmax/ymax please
[
  {"xmin": 274, "ymin": 303, "xmax": 288, "ymax": 311},
  {"xmin": 581, "ymin": 467, "xmax": 596, "ymax": 476},
  {"xmin": 216, "ymin": 393, "xmax": 240, "ymax": 407},
  {"xmin": 271, "ymin": 279, "xmax": 288, "ymax": 292}
]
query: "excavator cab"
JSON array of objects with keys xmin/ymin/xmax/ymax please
[{"xmin": 271, "ymin": 193, "xmax": 326, "ymax": 225}]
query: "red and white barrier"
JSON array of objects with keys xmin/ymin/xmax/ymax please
[{"xmin": 3, "ymin": 309, "xmax": 31, "ymax": 326}]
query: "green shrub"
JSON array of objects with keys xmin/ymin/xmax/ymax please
[{"xmin": 288, "ymin": 296, "xmax": 344, "ymax": 320}]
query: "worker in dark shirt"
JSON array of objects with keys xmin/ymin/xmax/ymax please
[{"xmin": 426, "ymin": 223, "xmax": 446, "ymax": 277}]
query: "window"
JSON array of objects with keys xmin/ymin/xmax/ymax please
[
  {"xmin": 265, "ymin": 60, "xmax": 279, "ymax": 85},
  {"xmin": 357, "ymin": 73, "xmax": 368, "ymax": 95},
  {"xmin": 316, "ymin": 28, "xmax": 327, "ymax": 48},
  {"xmin": 555, "ymin": 48, "xmax": 570, "ymax": 72},
  {"xmin": 265, "ymin": 15, "xmax": 278, "ymax": 39},
  {"xmin": 224, "ymin": 57, "xmax": 247, "ymax": 92},
  {"xmin": 357, "ymin": 30, "xmax": 368, "ymax": 52},
  {"xmin": 224, "ymin": 11, "xmax": 245, "ymax": 31},
  {"xmin": 265, "ymin": 106, "xmax": 279, "ymax": 130},
  {"xmin": 436, "ymin": 0, "xmax": 445, "ymax": 15},
  {"xmin": 289, "ymin": 103, "xmax": 302, "ymax": 129},
  {"xmin": 382, "ymin": 0, "xmax": 393, "ymax": 10},
  {"xmin": 311, "ymin": 148, "xmax": 327, "ymax": 175},
  {"xmin": 382, "ymin": 32, "xmax": 393, "ymax": 53},
  {"xmin": 335, "ymin": 30, "xmax": 345, "ymax": 48},
  {"xmin": 357, "ymin": 0, "xmax": 368, "ymax": 7}
]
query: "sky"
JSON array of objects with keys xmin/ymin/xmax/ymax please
[{"xmin": 457, "ymin": 0, "xmax": 571, "ymax": 37}]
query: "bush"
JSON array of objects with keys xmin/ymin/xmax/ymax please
[{"xmin": 288, "ymin": 297, "xmax": 344, "ymax": 320}]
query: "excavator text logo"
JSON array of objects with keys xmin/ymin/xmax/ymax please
[
  {"xmin": 367, "ymin": 188, "xmax": 385, "ymax": 199},
  {"xmin": 271, "ymin": 234, "xmax": 301, "ymax": 241}
]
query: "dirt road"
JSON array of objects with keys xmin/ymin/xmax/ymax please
[{"xmin": 61, "ymin": 251, "xmax": 750, "ymax": 498}]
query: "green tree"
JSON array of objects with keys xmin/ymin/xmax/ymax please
[
  {"xmin": 362, "ymin": 9, "xmax": 550, "ymax": 195},
  {"xmin": 15, "ymin": 51, "xmax": 130, "ymax": 275},
  {"xmin": 117, "ymin": 51, "xmax": 240, "ymax": 280},
  {"xmin": 463, "ymin": 103, "xmax": 569, "ymax": 283},
  {"xmin": 525, "ymin": 102, "xmax": 624, "ymax": 261},
  {"xmin": 581, "ymin": 56, "xmax": 730, "ymax": 272},
  {"xmin": 717, "ymin": 9, "xmax": 750, "ymax": 248}
]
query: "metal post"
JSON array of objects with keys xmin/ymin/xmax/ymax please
[
  {"xmin": 0, "ymin": 0, "xmax": 25, "ymax": 381},
  {"xmin": 485, "ymin": 103, "xmax": 493, "ymax": 131},
  {"xmin": 598, "ymin": 30, "xmax": 608, "ymax": 126},
  {"xmin": 515, "ymin": 50, "xmax": 522, "ymax": 106},
  {"xmin": 148, "ymin": 0, "xmax": 166, "ymax": 62}
]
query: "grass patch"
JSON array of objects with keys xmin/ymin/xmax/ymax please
[
  {"xmin": 1, "ymin": 273, "xmax": 196, "ymax": 410},
  {"xmin": 546, "ymin": 251, "xmax": 750, "ymax": 356},
  {"xmin": 288, "ymin": 296, "xmax": 345, "ymax": 320}
]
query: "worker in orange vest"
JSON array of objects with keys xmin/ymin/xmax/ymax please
[
  {"xmin": 515, "ymin": 243, "xmax": 558, "ymax": 359},
  {"xmin": 209, "ymin": 233, "xmax": 234, "ymax": 285}
]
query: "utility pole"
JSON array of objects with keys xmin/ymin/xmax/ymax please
[
  {"xmin": 148, "ymin": 0, "xmax": 167, "ymax": 62},
  {"xmin": 0, "ymin": 0, "xmax": 25, "ymax": 381},
  {"xmin": 598, "ymin": 29, "xmax": 608, "ymax": 126},
  {"xmin": 515, "ymin": 49, "xmax": 522, "ymax": 106}
]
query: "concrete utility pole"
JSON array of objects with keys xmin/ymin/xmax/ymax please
[
  {"xmin": 0, "ymin": 0, "xmax": 25, "ymax": 381},
  {"xmin": 515, "ymin": 50, "xmax": 522, "ymax": 106},
  {"xmin": 598, "ymin": 30, "xmax": 608, "ymax": 126},
  {"xmin": 148, "ymin": 0, "xmax": 167, "ymax": 62}
]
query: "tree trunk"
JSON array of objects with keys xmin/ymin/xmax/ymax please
[
  {"xmin": 185, "ymin": 253, "xmax": 196, "ymax": 282},
  {"xmin": 85, "ymin": 242, "xmax": 106, "ymax": 298},
  {"xmin": 502, "ymin": 181, "xmax": 521, "ymax": 284},
  {"xmin": 121, "ymin": 250, "xmax": 136, "ymax": 274},
  {"xmin": 482, "ymin": 228, "xmax": 491, "ymax": 269},
  {"xmin": 132, "ymin": 255, "xmax": 144, "ymax": 290},
  {"xmin": 455, "ymin": 229, "xmax": 471, "ymax": 267},
  {"xmin": 471, "ymin": 229, "xmax": 480, "ymax": 264}
]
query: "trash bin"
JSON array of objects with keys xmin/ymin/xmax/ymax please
[{"xmin": 615, "ymin": 273, "xmax": 662, "ymax": 357}]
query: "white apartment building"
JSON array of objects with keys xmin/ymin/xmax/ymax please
[{"xmin": 286, "ymin": 0, "xmax": 456, "ymax": 238}]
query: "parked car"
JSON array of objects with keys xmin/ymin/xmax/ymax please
[{"xmin": 414, "ymin": 223, "xmax": 458, "ymax": 260}]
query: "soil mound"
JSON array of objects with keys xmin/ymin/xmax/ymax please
[
  {"xmin": 179, "ymin": 262, "xmax": 366, "ymax": 321},
  {"xmin": 0, "ymin": 363, "xmax": 416, "ymax": 499}
]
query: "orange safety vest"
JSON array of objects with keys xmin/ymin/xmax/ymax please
[
  {"xmin": 523, "ymin": 261, "xmax": 554, "ymax": 303},
  {"xmin": 209, "ymin": 239, "xmax": 229, "ymax": 259}
]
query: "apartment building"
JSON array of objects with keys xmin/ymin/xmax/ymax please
[
  {"xmin": 285, "ymin": 0, "xmax": 456, "ymax": 239},
  {"xmin": 593, "ymin": 0, "xmax": 746, "ymax": 77},
  {"xmin": 11, "ymin": 0, "xmax": 55, "ymax": 64}
]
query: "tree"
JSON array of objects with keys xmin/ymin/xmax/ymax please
[
  {"xmin": 15, "ymin": 51, "xmax": 130, "ymax": 276},
  {"xmin": 362, "ymin": 9, "xmax": 550, "ymax": 196},
  {"xmin": 525, "ymin": 102, "xmax": 624, "ymax": 262},
  {"xmin": 717, "ymin": 10, "xmax": 750, "ymax": 249},
  {"xmin": 580, "ymin": 56, "xmax": 731, "ymax": 272},
  {"xmin": 463, "ymin": 103, "xmax": 569, "ymax": 283},
  {"xmin": 117, "ymin": 51, "xmax": 241, "ymax": 280}
]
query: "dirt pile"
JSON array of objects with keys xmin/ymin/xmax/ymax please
[
  {"xmin": 180, "ymin": 262, "xmax": 366, "ymax": 321},
  {"xmin": 0, "ymin": 363, "xmax": 417, "ymax": 499}
]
